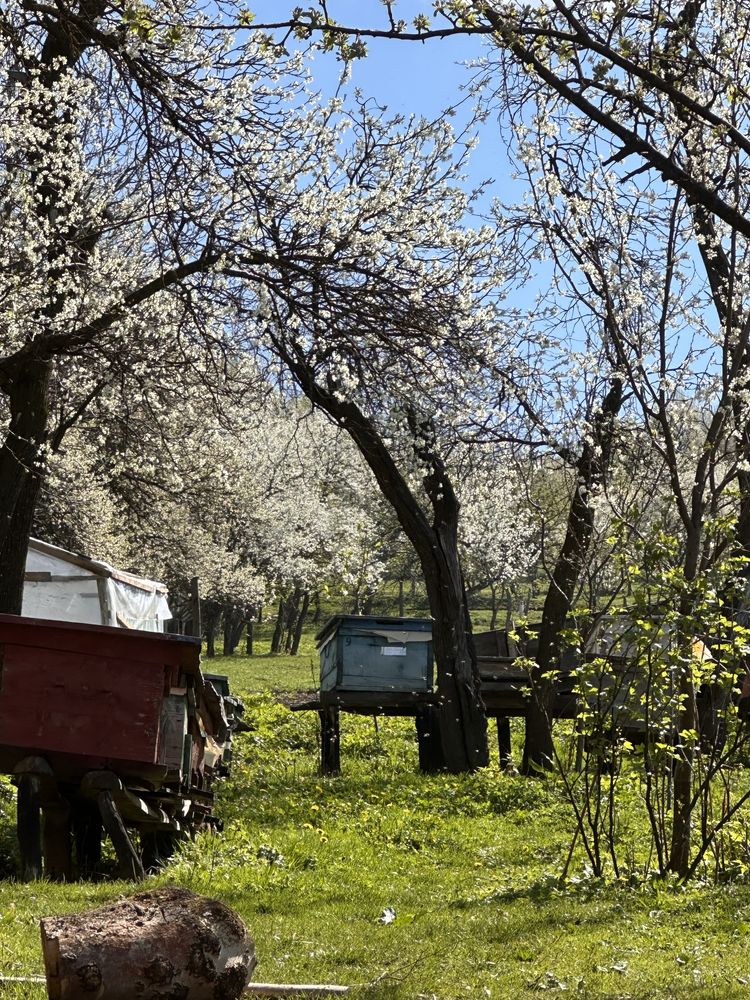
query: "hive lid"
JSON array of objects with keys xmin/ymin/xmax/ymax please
[{"xmin": 315, "ymin": 614, "xmax": 433, "ymax": 649}]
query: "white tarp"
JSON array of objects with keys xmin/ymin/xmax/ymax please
[{"xmin": 22, "ymin": 539, "xmax": 171, "ymax": 631}]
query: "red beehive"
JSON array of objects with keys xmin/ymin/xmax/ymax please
[{"xmin": 0, "ymin": 614, "xmax": 201, "ymax": 783}]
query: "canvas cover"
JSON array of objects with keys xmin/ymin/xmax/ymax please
[{"xmin": 22, "ymin": 539, "xmax": 171, "ymax": 631}]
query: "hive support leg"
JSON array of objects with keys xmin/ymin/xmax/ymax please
[
  {"xmin": 319, "ymin": 706, "xmax": 340, "ymax": 776},
  {"xmin": 73, "ymin": 801, "xmax": 103, "ymax": 876},
  {"xmin": 97, "ymin": 791, "xmax": 145, "ymax": 881},
  {"xmin": 43, "ymin": 801, "xmax": 72, "ymax": 882},
  {"xmin": 416, "ymin": 705, "xmax": 445, "ymax": 773},
  {"xmin": 141, "ymin": 831, "xmax": 178, "ymax": 874},
  {"xmin": 497, "ymin": 717, "xmax": 513, "ymax": 769},
  {"xmin": 16, "ymin": 775, "xmax": 43, "ymax": 882}
]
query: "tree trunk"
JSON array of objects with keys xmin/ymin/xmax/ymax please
[
  {"xmin": 522, "ymin": 378, "xmax": 623, "ymax": 774},
  {"xmin": 291, "ymin": 591, "xmax": 310, "ymax": 655},
  {"xmin": 284, "ymin": 586, "xmax": 301, "ymax": 652},
  {"xmin": 423, "ymin": 541, "xmax": 488, "ymax": 771},
  {"xmin": 398, "ymin": 579, "xmax": 405, "ymax": 618},
  {"xmin": 0, "ymin": 359, "xmax": 52, "ymax": 614},
  {"xmin": 311, "ymin": 591, "xmax": 321, "ymax": 624},
  {"xmin": 41, "ymin": 887, "xmax": 255, "ymax": 1000},
  {"xmin": 246, "ymin": 619, "xmax": 254, "ymax": 656},
  {"xmin": 270, "ymin": 598, "xmax": 285, "ymax": 654},
  {"xmin": 490, "ymin": 584, "xmax": 499, "ymax": 631},
  {"xmin": 204, "ymin": 602, "xmax": 221, "ymax": 659},
  {"xmin": 230, "ymin": 613, "xmax": 245, "ymax": 655},
  {"xmin": 269, "ymin": 339, "xmax": 488, "ymax": 772}
]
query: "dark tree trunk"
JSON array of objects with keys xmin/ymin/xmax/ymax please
[
  {"xmin": 311, "ymin": 591, "xmax": 321, "ymax": 624},
  {"xmin": 523, "ymin": 378, "xmax": 624, "ymax": 773},
  {"xmin": 230, "ymin": 614, "xmax": 245, "ymax": 655},
  {"xmin": 270, "ymin": 598, "xmax": 285, "ymax": 654},
  {"xmin": 246, "ymin": 620, "xmax": 254, "ymax": 656},
  {"xmin": 490, "ymin": 584, "xmax": 499, "ymax": 631},
  {"xmin": 398, "ymin": 579, "xmax": 405, "ymax": 618},
  {"xmin": 0, "ymin": 359, "xmax": 52, "ymax": 614},
  {"xmin": 284, "ymin": 586, "xmax": 301, "ymax": 652},
  {"xmin": 223, "ymin": 608, "xmax": 244, "ymax": 656},
  {"xmin": 204, "ymin": 602, "xmax": 221, "ymax": 659},
  {"xmin": 290, "ymin": 591, "xmax": 310, "ymax": 656},
  {"xmin": 270, "ymin": 339, "xmax": 488, "ymax": 772}
]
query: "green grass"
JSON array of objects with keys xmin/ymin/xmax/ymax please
[{"xmin": 3, "ymin": 642, "xmax": 750, "ymax": 999}]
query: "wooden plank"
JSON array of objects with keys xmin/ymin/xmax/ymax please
[
  {"xmin": 97, "ymin": 790, "xmax": 145, "ymax": 880},
  {"xmin": 0, "ymin": 613, "xmax": 200, "ymax": 670},
  {"xmin": 320, "ymin": 691, "xmax": 440, "ymax": 710},
  {"xmin": 245, "ymin": 985, "xmax": 349, "ymax": 997}
]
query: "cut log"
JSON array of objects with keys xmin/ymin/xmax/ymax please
[{"xmin": 41, "ymin": 886, "xmax": 256, "ymax": 1000}]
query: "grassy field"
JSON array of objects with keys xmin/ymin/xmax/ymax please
[{"xmin": 3, "ymin": 639, "xmax": 750, "ymax": 999}]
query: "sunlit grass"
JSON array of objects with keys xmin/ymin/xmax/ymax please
[{"xmin": 2, "ymin": 640, "xmax": 750, "ymax": 998}]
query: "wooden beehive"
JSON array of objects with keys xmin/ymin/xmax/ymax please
[{"xmin": 316, "ymin": 615, "xmax": 434, "ymax": 692}]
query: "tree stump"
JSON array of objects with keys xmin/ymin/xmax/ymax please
[{"xmin": 40, "ymin": 886, "xmax": 256, "ymax": 1000}]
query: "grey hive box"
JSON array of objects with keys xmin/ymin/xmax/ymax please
[{"xmin": 316, "ymin": 615, "xmax": 434, "ymax": 692}]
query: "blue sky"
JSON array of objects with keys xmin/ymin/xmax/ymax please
[{"xmin": 249, "ymin": 1, "xmax": 514, "ymax": 207}]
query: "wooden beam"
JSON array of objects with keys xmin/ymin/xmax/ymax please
[{"xmin": 96, "ymin": 790, "xmax": 145, "ymax": 880}]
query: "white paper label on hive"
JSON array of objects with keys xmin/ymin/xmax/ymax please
[{"xmin": 381, "ymin": 645, "xmax": 407, "ymax": 656}]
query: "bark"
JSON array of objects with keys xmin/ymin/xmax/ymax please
[
  {"xmin": 0, "ymin": 359, "xmax": 52, "ymax": 614},
  {"xmin": 398, "ymin": 579, "xmax": 405, "ymax": 618},
  {"xmin": 204, "ymin": 602, "xmax": 222, "ymax": 659},
  {"xmin": 523, "ymin": 378, "xmax": 624, "ymax": 773},
  {"xmin": 270, "ymin": 598, "xmax": 285, "ymax": 654},
  {"xmin": 41, "ymin": 887, "xmax": 255, "ymax": 1000},
  {"xmin": 284, "ymin": 586, "xmax": 301, "ymax": 652},
  {"xmin": 291, "ymin": 591, "xmax": 310, "ymax": 656},
  {"xmin": 311, "ymin": 591, "xmax": 321, "ymax": 625},
  {"xmin": 489, "ymin": 584, "xmax": 499, "ymax": 631}
]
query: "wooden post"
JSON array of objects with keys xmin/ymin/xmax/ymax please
[
  {"xmin": 415, "ymin": 705, "xmax": 445, "ymax": 773},
  {"xmin": 43, "ymin": 801, "xmax": 72, "ymax": 882},
  {"xmin": 72, "ymin": 800, "xmax": 102, "ymax": 876},
  {"xmin": 496, "ymin": 717, "xmax": 512, "ymax": 769},
  {"xmin": 15, "ymin": 756, "xmax": 63, "ymax": 881},
  {"xmin": 16, "ymin": 774, "xmax": 42, "ymax": 881},
  {"xmin": 141, "ymin": 830, "xmax": 178, "ymax": 874},
  {"xmin": 319, "ymin": 706, "xmax": 340, "ymax": 776}
]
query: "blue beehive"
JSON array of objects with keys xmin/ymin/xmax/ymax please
[{"xmin": 316, "ymin": 615, "xmax": 434, "ymax": 692}]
